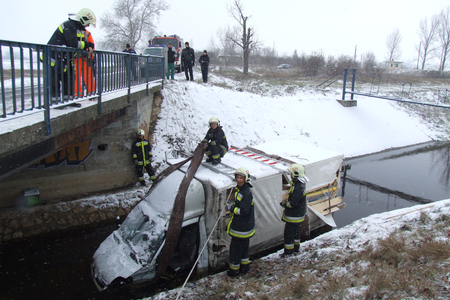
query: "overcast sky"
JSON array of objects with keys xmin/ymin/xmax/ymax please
[{"xmin": 1, "ymin": 0, "xmax": 449, "ymax": 66}]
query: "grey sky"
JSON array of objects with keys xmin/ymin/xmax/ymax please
[{"xmin": 1, "ymin": 0, "xmax": 449, "ymax": 67}]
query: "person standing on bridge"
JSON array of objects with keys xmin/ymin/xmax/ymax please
[
  {"xmin": 201, "ymin": 116, "xmax": 228, "ymax": 165},
  {"xmin": 279, "ymin": 163, "xmax": 309, "ymax": 257},
  {"xmin": 181, "ymin": 42, "xmax": 195, "ymax": 81},
  {"xmin": 123, "ymin": 44, "xmax": 137, "ymax": 80},
  {"xmin": 74, "ymin": 28, "xmax": 95, "ymax": 98},
  {"xmin": 225, "ymin": 167, "xmax": 255, "ymax": 277},
  {"xmin": 132, "ymin": 129, "xmax": 156, "ymax": 186},
  {"xmin": 45, "ymin": 8, "xmax": 96, "ymax": 99}
]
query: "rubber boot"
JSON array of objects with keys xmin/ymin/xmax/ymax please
[
  {"xmin": 212, "ymin": 158, "xmax": 221, "ymax": 165},
  {"xmin": 240, "ymin": 264, "xmax": 250, "ymax": 274},
  {"xmin": 280, "ymin": 248, "xmax": 294, "ymax": 258},
  {"xmin": 227, "ymin": 268, "xmax": 240, "ymax": 277},
  {"xmin": 293, "ymin": 244, "xmax": 300, "ymax": 253}
]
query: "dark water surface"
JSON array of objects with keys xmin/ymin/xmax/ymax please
[
  {"xmin": 1, "ymin": 141, "xmax": 449, "ymax": 299},
  {"xmin": 334, "ymin": 141, "xmax": 450, "ymax": 227}
]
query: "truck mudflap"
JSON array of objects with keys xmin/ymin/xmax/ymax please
[{"xmin": 153, "ymin": 143, "xmax": 205, "ymax": 283}]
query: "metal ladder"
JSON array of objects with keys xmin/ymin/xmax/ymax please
[{"xmin": 228, "ymin": 146, "xmax": 295, "ymax": 167}]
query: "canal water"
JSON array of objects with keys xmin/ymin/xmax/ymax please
[{"xmin": 1, "ymin": 141, "xmax": 449, "ymax": 300}]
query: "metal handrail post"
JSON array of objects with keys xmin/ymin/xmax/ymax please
[
  {"xmin": 351, "ymin": 68, "xmax": 356, "ymax": 100},
  {"xmin": 342, "ymin": 69, "xmax": 348, "ymax": 100},
  {"xmin": 43, "ymin": 45, "xmax": 52, "ymax": 135},
  {"xmin": 97, "ymin": 52, "xmax": 103, "ymax": 115}
]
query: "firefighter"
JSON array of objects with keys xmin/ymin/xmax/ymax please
[
  {"xmin": 201, "ymin": 116, "xmax": 228, "ymax": 165},
  {"xmin": 74, "ymin": 28, "xmax": 95, "ymax": 98},
  {"xmin": 280, "ymin": 163, "xmax": 309, "ymax": 257},
  {"xmin": 199, "ymin": 50, "xmax": 210, "ymax": 83},
  {"xmin": 132, "ymin": 129, "xmax": 156, "ymax": 186},
  {"xmin": 46, "ymin": 8, "xmax": 96, "ymax": 99},
  {"xmin": 225, "ymin": 167, "xmax": 255, "ymax": 277}
]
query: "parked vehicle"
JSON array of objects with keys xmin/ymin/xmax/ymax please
[
  {"xmin": 91, "ymin": 141, "xmax": 345, "ymax": 290},
  {"xmin": 275, "ymin": 64, "xmax": 292, "ymax": 69},
  {"xmin": 151, "ymin": 35, "xmax": 184, "ymax": 73},
  {"xmin": 139, "ymin": 46, "xmax": 168, "ymax": 79}
]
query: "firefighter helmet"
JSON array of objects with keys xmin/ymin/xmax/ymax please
[
  {"xmin": 137, "ymin": 129, "xmax": 145, "ymax": 136},
  {"xmin": 288, "ymin": 163, "xmax": 305, "ymax": 179},
  {"xmin": 234, "ymin": 167, "xmax": 250, "ymax": 183},
  {"xmin": 77, "ymin": 8, "xmax": 96, "ymax": 28},
  {"xmin": 209, "ymin": 116, "xmax": 220, "ymax": 126}
]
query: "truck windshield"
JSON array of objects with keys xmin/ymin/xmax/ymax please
[
  {"xmin": 152, "ymin": 38, "xmax": 177, "ymax": 47},
  {"xmin": 143, "ymin": 48, "xmax": 163, "ymax": 56}
]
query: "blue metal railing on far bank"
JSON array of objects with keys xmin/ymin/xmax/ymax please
[{"xmin": 0, "ymin": 39, "xmax": 165, "ymax": 135}]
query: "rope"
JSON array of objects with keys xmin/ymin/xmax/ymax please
[{"xmin": 175, "ymin": 189, "xmax": 234, "ymax": 300}]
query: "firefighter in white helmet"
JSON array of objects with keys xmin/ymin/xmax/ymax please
[
  {"xmin": 132, "ymin": 129, "xmax": 156, "ymax": 186},
  {"xmin": 201, "ymin": 116, "xmax": 229, "ymax": 165},
  {"xmin": 45, "ymin": 8, "xmax": 96, "ymax": 99},
  {"xmin": 280, "ymin": 163, "xmax": 309, "ymax": 257},
  {"xmin": 225, "ymin": 167, "xmax": 255, "ymax": 277}
]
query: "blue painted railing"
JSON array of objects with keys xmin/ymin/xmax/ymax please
[{"xmin": 0, "ymin": 39, "xmax": 165, "ymax": 134}]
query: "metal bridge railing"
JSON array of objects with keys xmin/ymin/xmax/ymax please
[
  {"xmin": 341, "ymin": 68, "xmax": 450, "ymax": 109},
  {"xmin": 0, "ymin": 39, "xmax": 165, "ymax": 134}
]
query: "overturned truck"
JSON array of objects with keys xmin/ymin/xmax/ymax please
[{"xmin": 91, "ymin": 141, "xmax": 345, "ymax": 290}]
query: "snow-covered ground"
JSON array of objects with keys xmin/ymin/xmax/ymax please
[{"xmin": 141, "ymin": 68, "xmax": 450, "ymax": 299}]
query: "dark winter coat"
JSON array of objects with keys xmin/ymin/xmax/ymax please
[
  {"xmin": 199, "ymin": 54, "xmax": 210, "ymax": 68},
  {"xmin": 132, "ymin": 138, "xmax": 153, "ymax": 167},
  {"xmin": 167, "ymin": 46, "xmax": 177, "ymax": 63},
  {"xmin": 181, "ymin": 47, "xmax": 195, "ymax": 64},
  {"xmin": 201, "ymin": 126, "xmax": 228, "ymax": 153},
  {"xmin": 47, "ymin": 19, "xmax": 92, "ymax": 50},
  {"xmin": 227, "ymin": 183, "xmax": 255, "ymax": 239},
  {"xmin": 282, "ymin": 179, "xmax": 307, "ymax": 223}
]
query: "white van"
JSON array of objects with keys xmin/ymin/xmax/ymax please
[{"xmin": 91, "ymin": 141, "xmax": 345, "ymax": 290}]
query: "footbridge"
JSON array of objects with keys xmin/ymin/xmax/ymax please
[
  {"xmin": 0, "ymin": 39, "xmax": 166, "ymax": 208},
  {"xmin": 336, "ymin": 68, "xmax": 450, "ymax": 109}
]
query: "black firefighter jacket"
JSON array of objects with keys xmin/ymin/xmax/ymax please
[
  {"xmin": 201, "ymin": 126, "xmax": 229, "ymax": 154},
  {"xmin": 132, "ymin": 138, "xmax": 153, "ymax": 167},
  {"xmin": 227, "ymin": 183, "xmax": 255, "ymax": 239},
  {"xmin": 199, "ymin": 54, "xmax": 210, "ymax": 68},
  {"xmin": 47, "ymin": 19, "xmax": 91, "ymax": 50},
  {"xmin": 282, "ymin": 179, "xmax": 307, "ymax": 223}
]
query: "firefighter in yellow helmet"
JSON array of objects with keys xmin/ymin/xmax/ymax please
[
  {"xmin": 132, "ymin": 129, "xmax": 156, "ymax": 186},
  {"xmin": 225, "ymin": 167, "xmax": 255, "ymax": 277},
  {"xmin": 280, "ymin": 163, "xmax": 309, "ymax": 257}
]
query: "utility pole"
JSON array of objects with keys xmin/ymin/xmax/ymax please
[{"xmin": 354, "ymin": 45, "xmax": 357, "ymax": 62}]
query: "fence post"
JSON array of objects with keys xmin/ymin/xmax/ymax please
[
  {"xmin": 97, "ymin": 52, "xmax": 103, "ymax": 115},
  {"xmin": 342, "ymin": 69, "xmax": 348, "ymax": 100},
  {"xmin": 43, "ymin": 45, "xmax": 52, "ymax": 135},
  {"xmin": 351, "ymin": 68, "xmax": 356, "ymax": 100}
]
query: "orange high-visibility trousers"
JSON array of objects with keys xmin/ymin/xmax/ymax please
[{"xmin": 74, "ymin": 57, "xmax": 95, "ymax": 97}]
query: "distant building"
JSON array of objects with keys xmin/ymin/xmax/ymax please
[{"xmin": 384, "ymin": 61, "xmax": 403, "ymax": 69}]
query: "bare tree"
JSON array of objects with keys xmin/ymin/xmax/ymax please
[
  {"xmin": 438, "ymin": 6, "xmax": 450, "ymax": 71},
  {"xmin": 385, "ymin": 28, "xmax": 402, "ymax": 61},
  {"xmin": 417, "ymin": 15, "xmax": 440, "ymax": 70},
  {"xmin": 100, "ymin": 0, "xmax": 168, "ymax": 51},
  {"xmin": 226, "ymin": 0, "xmax": 259, "ymax": 75}
]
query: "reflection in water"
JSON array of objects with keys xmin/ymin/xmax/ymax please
[{"xmin": 336, "ymin": 141, "xmax": 450, "ymax": 228}]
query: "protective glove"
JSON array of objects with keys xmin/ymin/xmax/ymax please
[
  {"xmin": 85, "ymin": 41, "xmax": 95, "ymax": 50},
  {"xmin": 225, "ymin": 205, "xmax": 233, "ymax": 212},
  {"xmin": 134, "ymin": 160, "xmax": 139, "ymax": 166},
  {"xmin": 280, "ymin": 200, "xmax": 286, "ymax": 208},
  {"xmin": 210, "ymin": 140, "xmax": 216, "ymax": 146}
]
